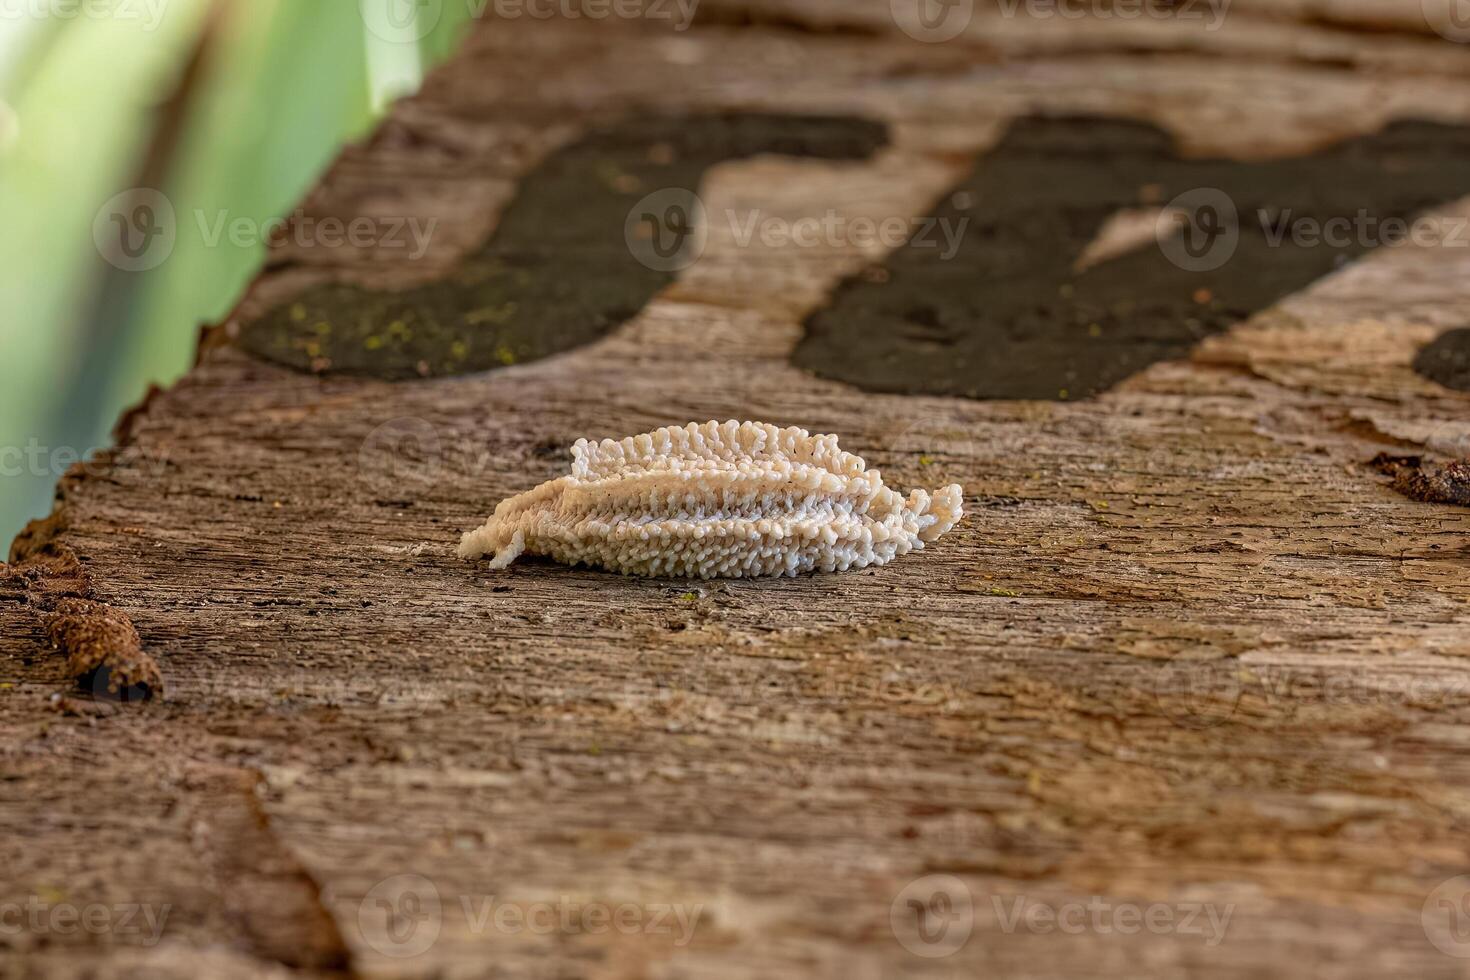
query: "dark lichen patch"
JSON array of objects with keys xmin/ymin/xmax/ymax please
[
  {"xmin": 796, "ymin": 115, "xmax": 1470, "ymax": 400},
  {"xmin": 41, "ymin": 597, "xmax": 162, "ymax": 702},
  {"xmin": 1413, "ymin": 328, "xmax": 1470, "ymax": 392},
  {"xmin": 1370, "ymin": 453, "xmax": 1470, "ymax": 507},
  {"xmin": 240, "ymin": 112, "xmax": 889, "ymax": 380}
]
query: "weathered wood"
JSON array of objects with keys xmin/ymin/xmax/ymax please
[{"xmin": 6, "ymin": 6, "xmax": 1470, "ymax": 978}]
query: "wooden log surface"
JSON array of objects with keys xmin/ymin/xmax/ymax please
[{"xmin": 6, "ymin": 4, "xmax": 1470, "ymax": 977}]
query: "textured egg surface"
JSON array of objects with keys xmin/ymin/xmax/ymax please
[{"xmin": 457, "ymin": 420, "xmax": 964, "ymax": 578}]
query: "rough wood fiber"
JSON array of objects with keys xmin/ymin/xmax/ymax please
[{"xmin": 5, "ymin": 6, "xmax": 1470, "ymax": 979}]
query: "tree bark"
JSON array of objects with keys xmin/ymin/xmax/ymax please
[{"xmin": 6, "ymin": 5, "xmax": 1470, "ymax": 977}]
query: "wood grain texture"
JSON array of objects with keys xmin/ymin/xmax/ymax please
[{"xmin": 5, "ymin": 6, "xmax": 1470, "ymax": 978}]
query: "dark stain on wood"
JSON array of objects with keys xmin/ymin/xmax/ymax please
[
  {"xmin": 239, "ymin": 112, "xmax": 888, "ymax": 379},
  {"xmin": 794, "ymin": 115, "xmax": 1470, "ymax": 400},
  {"xmin": 188, "ymin": 767, "xmax": 353, "ymax": 973},
  {"xmin": 1414, "ymin": 327, "xmax": 1470, "ymax": 392}
]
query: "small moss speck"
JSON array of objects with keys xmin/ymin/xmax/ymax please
[
  {"xmin": 466, "ymin": 303, "xmax": 517, "ymax": 326},
  {"xmin": 680, "ymin": 591, "xmax": 698, "ymax": 602},
  {"xmin": 364, "ymin": 335, "xmax": 384, "ymax": 351},
  {"xmin": 495, "ymin": 345, "xmax": 517, "ymax": 366},
  {"xmin": 988, "ymin": 587, "xmax": 1019, "ymax": 597},
  {"xmin": 918, "ymin": 455, "xmax": 935, "ymax": 466},
  {"xmin": 596, "ymin": 161, "xmax": 627, "ymax": 188},
  {"xmin": 290, "ymin": 304, "xmax": 307, "ymax": 323}
]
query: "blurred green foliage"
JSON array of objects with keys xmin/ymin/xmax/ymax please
[{"xmin": 0, "ymin": 0, "xmax": 475, "ymax": 546}]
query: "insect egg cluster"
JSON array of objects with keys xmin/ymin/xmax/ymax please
[{"xmin": 458, "ymin": 420, "xmax": 964, "ymax": 578}]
